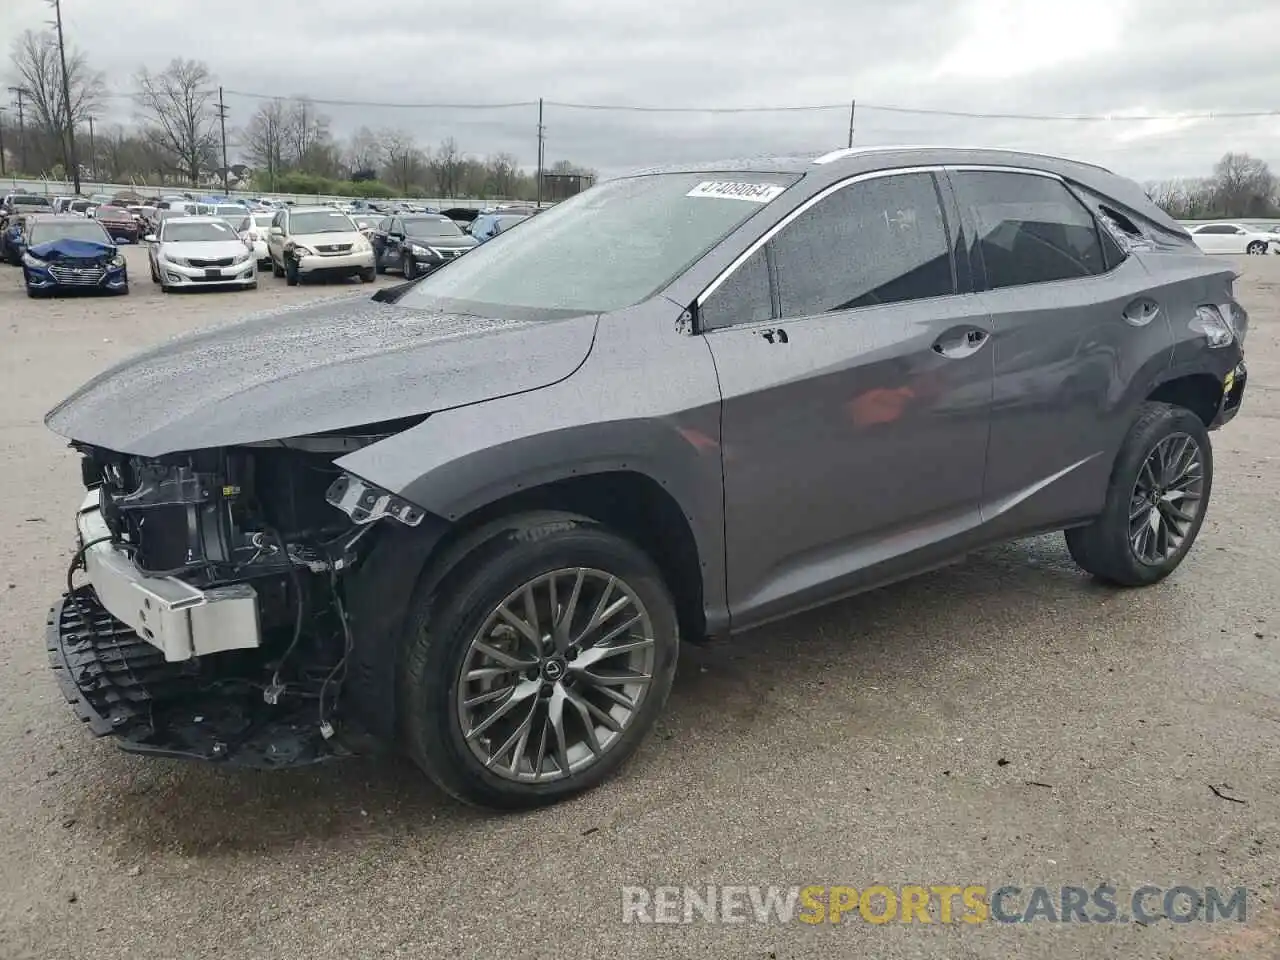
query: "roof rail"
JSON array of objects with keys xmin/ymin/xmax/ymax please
[{"xmin": 812, "ymin": 144, "xmax": 1113, "ymax": 173}]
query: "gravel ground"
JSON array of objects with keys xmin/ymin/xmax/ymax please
[{"xmin": 0, "ymin": 244, "xmax": 1277, "ymax": 960}]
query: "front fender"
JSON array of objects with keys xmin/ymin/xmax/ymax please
[{"xmin": 335, "ymin": 307, "xmax": 728, "ymax": 628}]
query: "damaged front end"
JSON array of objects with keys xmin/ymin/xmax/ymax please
[{"xmin": 48, "ymin": 434, "xmax": 433, "ymax": 768}]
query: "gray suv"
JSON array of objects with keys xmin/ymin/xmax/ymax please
[{"xmin": 45, "ymin": 146, "xmax": 1247, "ymax": 809}]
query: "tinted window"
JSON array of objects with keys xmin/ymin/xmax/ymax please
[
  {"xmin": 771, "ymin": 172, "xmax": 953, "ymax": 317},
  {"xmin": 953, "ymin": 171, "xmax": 1107, "ymax": 289},
  {"xmin": 404, "ymin": 217, "xmax": 464, "ymax": 238},
  {"xmin": 701, "ymin": 248, "xmax": 773, "ymax": 330}
]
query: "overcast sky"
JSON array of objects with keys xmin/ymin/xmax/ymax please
[{"xmin": 4, "ymin": 0, "xmax": 1279, "ymax": 181}]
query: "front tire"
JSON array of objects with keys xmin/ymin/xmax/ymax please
[
  {"xmin": 1066, "ymin": 402, "xmax": 1213, "ymax": 586},
  {"xmin": 401, "ymin": 514, "xmax": 680, "ymax": 809},
  {"xmin": 285, "ymin": 259, "xmax": 299, "ymax": 286},
  {"xmin": 401, "ymin": 254, "xmax": 417, "ymax": 281},
  {"xmin": 271, "ymin": 255, "xmax": 284, "ymax": 278},
  {"xmin": 359, "ymin": 266, "xmax": 375, "ymax": 283}
]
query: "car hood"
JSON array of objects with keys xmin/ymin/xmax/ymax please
[
  {"xmin": 406, "ymin": 235, "xmax": 477, "ymax": 249},
  {"xmin": 294, "ymin": 231, "xmax": 364, "ymax": 246},
  {"xmin": 46, "ymin": 296, "xmax": 598, "ymax": 457},
  {"xmin": 28, "ymin": 238, "xmax": 115, "ymax": 260},
  {"xmin": 160, "ymin": 240, "xmax": 251, "ymax": 258}
]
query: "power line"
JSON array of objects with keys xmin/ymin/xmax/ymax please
[{"xmin": 95, "ymin": 86, "xmax": 1280, "ymax": 123}]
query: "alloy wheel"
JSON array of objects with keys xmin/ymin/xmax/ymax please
[
  {"xmin": 1129, "ymin": 432, "xmax": 1205, "ymax": 564},
  {"xmin": 456, "ymin": 567, "xmax": 657, "ymax": 783}
]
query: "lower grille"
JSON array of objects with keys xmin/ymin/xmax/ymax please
[
  {"xmin": 46, "ymin": 588, "xmax": 349, "ymax": 767},
  {"xmin": 48, "ymin": 264, "xmax": 106, "ymax": 284}
]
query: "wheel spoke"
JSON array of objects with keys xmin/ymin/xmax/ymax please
[
  {"xmin": 472, "ymin": 641, "xmax": 537, "ymax": 672},
  {"xmin": 497, "ymin": 603, "xmax": 541, "ymax": 650},
  {"xmin": 547, "ymin": 686, "xmax": 571, "ymax": 774},
  {"xmin": 521, "ymin": 585, "xmax": 542, "ymax": 653},
  {"xmin": 575, "ymin": 666, "xmax": 653, "ymax": 688},
  {"xmin": 594, "ymin": 613, "xmax": 644, "ymax": 649},
  {"xmin": 466, "ymin": 666, "xmax": 515, "ymax": 682},
  {"xmin": 486, "ymin": 696, "xmax": 539, "ymax": 771},
  {"xmin": 566, "ymin": 686, "xmax": 626, "ymax": 733},
  {"xmin": 1158, "ymin": 500, "xmax": 1195, "ymax": 526},
  {"xmin": 573, "ymin": 577, "xmax": 630, "ymax": 646},
  {"xmin": 465, "ymin": 679, "xmax": 540, "ymax": 742},
  {"xmin": 563, "ymin": 688, "xmax": 604, "ymax": 755},
  {"xmin": 574, "ymin": 636, "xmax": 655, "ymax": 669},
  {"xmin": 464, "ymin": 686, "xmax": 514, "ymax": 709},
  {"xmin": 554, "ymin": 569, "xmax": 585, "ymax": 653}
]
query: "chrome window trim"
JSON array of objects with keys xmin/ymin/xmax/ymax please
[{"xmin": 695, "ymin": 165, "xmax": 944, "ymax": 307}]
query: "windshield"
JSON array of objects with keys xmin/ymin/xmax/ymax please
[
  {"xmin": 162, "ymin": 220, "xmax": 239, "ymax": 242},
  {"xmin": 404, "ymin": 218, "xmax": 464, "ymax": 238},
  {"xmin": 12, "ymin": 196, "xmax": 51, "ymax": 209},
  {"xmin": 215, "ymin": 205, "xmax": 247, "ymax": 217},
  {"xmin": 97, "ymin": 206, "xmax": 129, "ymax": 219},
  {"xmin": 290, "ymin": 210, "xmax": 356, "ymax": 234},
  {"xmin": 252, "ymin": 215, "xmax": 275, "ymax": 228},
  {"xmin": 398, "ymin": 172, "xmax": 799, "ymax": 315},
  {"xmin": 30, "ymin": 220, "xmax": 111, "ymax": 245}
]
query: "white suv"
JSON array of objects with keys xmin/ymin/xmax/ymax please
[{"xmin": 266, "ymin": 206, "xmax": 376, "ymax": 285}]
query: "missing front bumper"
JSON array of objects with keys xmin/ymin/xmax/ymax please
[{"xmin": 46, "ymin": 588, "xmax": 352, "ymax": 768}]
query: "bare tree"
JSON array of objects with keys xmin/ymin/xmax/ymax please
[
  {"xmin": 134, "ymin": 59, "xmax": 219, "ymax": 185},
  {"xmin": 8, "ymin": 29, "xmax": 105, "ymax": 174},
  {"xmin": 240, "ymin": 98, "xmax": 287, "ymax": 189},
  {"xmin": 379, "ymin": 128, "xmax": 425, "ymax": 192},
  {"xmin": 1211, "ymin": 153, "xmax": 1275, "ymax": 218},
  {"xmin": 430, "ymin": 137, "xmax": 465, "ymax": 197},
  {"xmin": 282, "ymin": 97, "xmax": 330, "ymax": 168},
  {"xmin": 484, "ymin": 152, "xmax": 521, "ymax": 198},
  {"xmin": 344, "ymin": 125, "xmax": 383, "ymax": 176}
]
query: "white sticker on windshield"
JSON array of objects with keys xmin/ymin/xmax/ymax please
[{"xmin": 686, "ymin": 181, "xmax": 787, "ymax": 203}]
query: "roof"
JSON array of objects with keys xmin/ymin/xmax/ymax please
[{"xmin": 160, "ymin": 214, "xmax": 242, "ymax": 223}]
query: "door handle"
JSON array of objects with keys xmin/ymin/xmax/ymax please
[
  {"xmin": 760, "ymin": 327, "xmax": 789, "ymax": 344},
  {"xmin": 1122, "ymin": 298, "xmax": 1160, "ymax": 326},
  {"xmin": 932, "ymin": 326, "xmax": 989, "ymax": 359}
]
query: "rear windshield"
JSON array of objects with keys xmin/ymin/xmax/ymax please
[
  {"xmin": 30, "ymin": 220, "xmax": 111, "ymax": 245},
  {"xmin": 162, "ymin": 220, "xmax": 239, "ymax": 242},
  {"xmin": 398, "ymin": 172, "xmax": 800, "ymax": 315},
  {"xmin": 12, "ymin": 196, "xmax": 52, "ymax": 209}
]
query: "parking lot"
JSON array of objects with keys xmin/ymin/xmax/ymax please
[{"xmin": 0, "ymin": 243, "xmax": 1277, "ymax": 959}]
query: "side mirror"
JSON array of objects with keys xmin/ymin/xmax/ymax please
[{"xmin": 144, "ymin": 234, "xmax": 157, "ymax": 243}]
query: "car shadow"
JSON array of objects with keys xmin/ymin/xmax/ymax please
[{"xmin": 68, "ymin": 532, "xmax": 1123, "ymax": 861}]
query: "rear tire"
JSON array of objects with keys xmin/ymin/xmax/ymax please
[
  {"xmin": 400, "ymin": 513, "xmax": 680, "ymax": 809},
  {"xmin": 1065, "ymin": 402, "xmax": 1213, "ymax": 586}
]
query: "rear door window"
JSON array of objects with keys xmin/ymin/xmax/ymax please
[{"xmin": 951, "ymin": 171, "xmax": 1108, "ymax": 289}]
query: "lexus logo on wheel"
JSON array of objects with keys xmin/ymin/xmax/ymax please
[{"xmin": 543, "ymin": 659, "xmax": 566, "ymax": 681}]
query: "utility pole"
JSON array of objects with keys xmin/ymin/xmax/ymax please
[
  {"xmin": 0, "ymin": 108, "xmax": 7, "ymax": 178},
  {"xmin": 48, "ymin": 0, "xmax": 80, "ymax": 194},
  {"xmin": 216, "ymin": 87, "xmax": 230, "ymax": 195},
  {"xmin": 535, "ymin": 98, "xmax": 544, "ymax": 209},
  {"xmin": 847, "ymin": 99, "xmax": 856, "ymax": 148},
  {"xmin": 8, "ymin": 87, "xmax": 26, "ymax": 174},
  {"xmin": 87, "ymin": 115, "xmax": 96, "ymax": 183}
]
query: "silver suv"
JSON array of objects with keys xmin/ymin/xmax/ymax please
[{"xmin": 46, "ymin": 146, "xmax": 1246, "ymax": 809}]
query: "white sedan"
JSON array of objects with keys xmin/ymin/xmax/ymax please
[
  {"xmin": 145, "ymin": 216, "xmax": 257, "ymax": 292},
  {"xmin": 1186, "ymin": 222, "xmax": 1280, "ymax": 255}
]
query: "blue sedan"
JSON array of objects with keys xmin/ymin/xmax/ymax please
[{"xmin": 21, "ymin": 215, "xmax": 129, "ymax": 297}]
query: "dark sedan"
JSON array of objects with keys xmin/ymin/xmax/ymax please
[
  {"xmin": 94, "ymin": 205, "xmax": 141, "ymax": 243},
  {"xmin": 371, "ymin": 214, "xmax": 478, "ymax": 279},
  {"xmin": 21, "ymin": 215, "xmax": 129, "ymax": 297}
]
